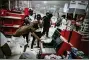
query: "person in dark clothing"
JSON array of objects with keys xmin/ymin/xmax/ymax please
[
  {"xmin": 29, "ymin": 9, "xmax": 33, "ymax": 16},
  {"xmin": 42, "ymin": 12, "xmax": 53, "ymax": 38},
  {"xmin": 31, "ymin": 14, "xmax": 42, "ymax": 49}
]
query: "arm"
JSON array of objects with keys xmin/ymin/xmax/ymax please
[
  {"xmin": 24, "ymin": 17, "xmax": 31, "ymax": 25},
  {"xmin": 31, "ymin": 32, "xmax": 41, "ymax": 41}
]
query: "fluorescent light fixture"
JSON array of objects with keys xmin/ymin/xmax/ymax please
[{"xmin": 43, "ymin": 1, "xmax": 47, "ymax": 4}]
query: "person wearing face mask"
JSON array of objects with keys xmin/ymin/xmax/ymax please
[{"xmin": 31, "ymin": 14, "xmax": 42, "ymax": 49}]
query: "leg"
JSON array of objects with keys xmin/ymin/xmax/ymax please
[
  {"xmin": 42, "ymin": 27, "xmax": 46, "ymax": 36},
  {"xmin": 46, "ymin": 27, "xmax": 49, "ymax": 37},
  {"xmin": 23, "ymin": 34, "xmax": 28, "ymax": 52},
  {"xmin": 37, "ymin": 40, "xmax": 40, "ymax": 48},
  {"xmin": 36, "ymin": 32, "xmax": 41, "ymax": 48},
  {"xmin": 23, "ymin": 44, "xmax": 28, "ymax": 52},
  {"xmin": 23, "ymin": 34, "xmax": 26, "ymax": 39},
  {"xmin": 31, "ymin": 36, "xmax": 35, "ymax": 49},
  {"xmin": 26, "ymin": 33, "xmax": 29, "ymax": 43}
]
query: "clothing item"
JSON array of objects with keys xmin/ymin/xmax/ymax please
[
  {"xmin": 31, "ymin": 32, "xmax": 41, "ymax": 49},
  {"xmin": 43, "ymin": 16, "xmax": 51, "ymax": 27},
  {"xmin": 19, "ymin": 51, "xmax": 36, "ymax": 59},
  {"xmin": 23, "ymin": 33, "xmax": 29, "ymax": 43},
  {"xmin": 42, "ymin": 27, "xmax": 49, "ymax": 37}
]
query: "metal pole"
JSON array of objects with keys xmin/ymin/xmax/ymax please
[
  {"xmin": 29, "ymin": 1, "xmax": 32, "ymax": 8},
  {"xmin": 73, "ymin": 1, "xmax": 78, "ymax": 18},
  {"xmin": 15, "ymin": 0, "xmax": 17, "ymax": 8},
  {"xmin": 8, "ymin": 0, "xmax": 10, "ymax": 10},
  {"xmin": 28, "ymin": 0, "xmax": 29, "ymax": 8}
]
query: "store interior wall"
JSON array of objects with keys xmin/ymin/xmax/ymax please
[{"xmin": 8, "ymin": 0, "xmax": 70, "ymax": 16}]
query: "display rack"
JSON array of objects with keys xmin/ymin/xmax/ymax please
[
  {"xmin": 0, "ymin": 11, "xmax": 25, "ymax": 35},
  {"xmin": 81, "ymin": 19, "xmax": 89, "ymax": 41},
  {"xmin": 79, "ymin": 19, "xmax": 89, "ymax": 55},
  {"xmin": 60, "ymin": 1, "xmax": 89, "ymax": 55}
]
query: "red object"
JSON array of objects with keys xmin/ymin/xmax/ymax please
[
  {"xmin": 2, "ymin": 27, "xmax": 12, "ymax": 35},
  {"xmin": 79, "ymin": 41, "xmax": 89, "ymax": 55},
  {"xmin": 64, "ymin": 30, "xmax": 71, "ymax": 41},
  {"xmin": 12, "ymin": 28, "xmax": 18, "ymax": 34},
  {"xmin": 0, "ymin": 20, "xmax": 2, "ymax": 24},
  {"xmin": 70, "ymin": 31, "xmax": 82, "ymax": 49},
  {"xmin": 61, "ymin": 30, "xmax": 71, "ymax": 41},
  {"xmin": 7, "ymin": 12, "xmax": 25, "ymax": 19},
  {"xmin": 2, "ymin": 27, "xmax": 19, "ymax": 35},
  {"xmin": 3, "ymin": 19, "xmax": 13, "ymax": 26},
  {"xmin": 61, "ymin": 30, "xmax": 66, "ymax": 37},
  {"xmin": 13, "ymin": 19, "xmax": 22, "ymax": 25},
  {"xmin": 0, "ymin": 9, "xmax": 7, "ymax": 16},
  {"xmin": 57, "ymin": 42, "xmax": 71, "ymax": 55},
  {"xmin": 24, "ymin": 8, "xmax": 29, "ymax": 17},
  {"xmin": 0, "ymin": 10, "xmax": 25, "ymax": 35}
]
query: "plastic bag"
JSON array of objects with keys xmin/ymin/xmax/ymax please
[
  {"xmin": 11, "ymin": 43, "xmax": 23, "ymax": 55},
  {"xmin": 19, "ymin": 51, "xmax": 36, "ymax": 59},
  {"xmin": 0, "ymin": 32, "xmax": 7, "ymax": 46},
  {"xmin": 12, "ymin": 36, "xmax": 27, "ymax": 46},
  {"xmin": 44, "ymin": 54, "xmax": 62, "ymax": 59}
]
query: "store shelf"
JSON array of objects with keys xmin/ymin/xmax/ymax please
[
  {"xmin": 7, "ymin": 12, "xmax": 25, "ymax": 15},
  {"xmin": 0, "ymin": 16, "xmax": 22, "ymax": 19},
  {"xmin": 81, "ymin": 39, "xmax": 89, "ymax": 41},
  {"xmin": 1, "ymin": 25, "xmax": 20, "ymax": 28},
  {"xmin": 0, "ymin": 12, "xmax": 25, "ymax": 35},
  {"xmin": 13, "ymin": 25, "xmax": 20, "ymax": 28}
]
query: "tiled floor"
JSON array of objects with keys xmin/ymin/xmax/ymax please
[{"xmin": 6, "ymin": 27, "xmax": 56, "ymax": 59}]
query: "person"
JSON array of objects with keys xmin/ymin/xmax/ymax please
[
  {"xmin": 31, "ymin": 14, "xmax": 42, "ymax": 49},
  {"xmin": 29, "ymin": 9, "xmax": 33, "ymax": 16},
  {"xmin": 13, "ymin": 25, "xmax": 42, "ymax": 52},
  {"xmin": 23, "ymin": 16, "xmax": 30, "ymax": 45},
  {"xmin": 22, "ymin": 9, "xmax": 34, "ymax": 47},
  {"xmin": 76, "ymin": 17, "xmax": 83, "ymax": 31},
  {"xmin": 42, "ymin": 12, "xmax": 53, "ymax": 38},
  {"xmin": 28, "ymin": 9, "xmax": 34, "ymax": 22},
  {"xmin": 34, "ymin": 13, "xmax": 37, "ymax": 20},
  {"xmin": 59, "ymin": 15, "xmax": 67, "ymax": 30}
]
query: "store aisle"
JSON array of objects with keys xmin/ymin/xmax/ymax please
[{"xmin": 6, "ymin": 26, "xmax": 56, "ymax": 59}]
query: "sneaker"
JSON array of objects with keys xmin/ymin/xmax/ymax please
[{"xmin": 31, "ymin": 49, "xmax": 33, "ymax": 51}]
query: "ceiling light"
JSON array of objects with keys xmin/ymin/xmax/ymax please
[{"xmin": 43, "ymin": 1, "xmax": 47, "ymax": 4}]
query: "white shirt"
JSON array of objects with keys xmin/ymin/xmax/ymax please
[
  {"xmin": 59, "ymin": 19, "xmax": 67, "ymax": 30},
  {"xmin": 29, "ymin": 15, "xmax": 34, "ymax": 22}
]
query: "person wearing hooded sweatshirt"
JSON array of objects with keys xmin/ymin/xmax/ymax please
[{"xmin": 42, "ymin": 12, "xmax": 53, "ymax": 38}]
